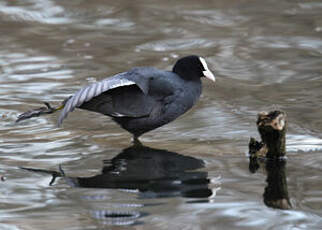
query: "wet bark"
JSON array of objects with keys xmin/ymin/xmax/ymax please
[{"xmin": 250, "ymin": 110, "xmax": 287, "ymax": 159}]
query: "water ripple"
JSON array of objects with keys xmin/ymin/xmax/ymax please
[
  {"xmin": 287, "ymin": 134, "xmax": 322, "ymax": 152},
  {"xmin": 136, "ymin": 38, "xmax": 214, "ymax": 52},
  {"xmin": 0, "ymin": 0, "xmax": 321, "ymax": 229},
  {"xmin": 181, "ymin": 9, "xmax": 249, "ymax": 27},
  {"xmin": 0, "ymin": 0, "xmax": 72, "ymax": 24}
]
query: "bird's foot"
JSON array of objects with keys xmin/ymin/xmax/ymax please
[{"xmin": 16, "ymin": 99, "xmax": 68, "ymax": 123}]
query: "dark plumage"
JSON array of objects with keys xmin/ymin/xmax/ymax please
[{"xmin": 58, "ymin": 55, "xmax": 215, "ymax": 139}]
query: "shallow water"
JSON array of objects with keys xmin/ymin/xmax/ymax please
[{"xmin": 1, "ymin": 0, "xmax": 322, "ymax": 229}]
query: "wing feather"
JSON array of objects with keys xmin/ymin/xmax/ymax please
[{"xmin": 58, "ymin": 73, "xmax": 136, "ymax": 126}]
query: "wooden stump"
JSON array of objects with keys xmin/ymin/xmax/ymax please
[
  {"xmin": 248, "ymin": 110, "xmax": 291, "ymax": 209},
  {"xmin": 249, "ymin": 110, "xmax": 287, "ymax": 159}
]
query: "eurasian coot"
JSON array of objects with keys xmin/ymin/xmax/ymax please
[{"xmin": 18, "ymin": 55, "xmax": 215, "ymax": 140}]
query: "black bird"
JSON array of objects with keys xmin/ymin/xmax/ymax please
[{"xmin": 18, "ymin": 55, "xmax": 215, "ymax": 141}]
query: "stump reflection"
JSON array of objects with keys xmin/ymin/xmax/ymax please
[
  {"xmin": 264, "ymin": 160, "xmax": 291, "ymax": 209},
  {"xmin": 249, "ymin": 157, "xmax": 291, "ymax": 210}
]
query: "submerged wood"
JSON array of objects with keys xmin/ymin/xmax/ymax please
[{"xmin": 248, "ymin": 110, "xmax": 291, "ymax": 209}]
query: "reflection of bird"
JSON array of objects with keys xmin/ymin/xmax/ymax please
[
  {"xmin": 57, "ymin": 55, "xmax": 215, "ymax": 140},
  {"xmin": 21, "ymin": 145, "xmax": 212, "ymax": 199},
  {"xmin": 70, "ymin": 145, "xmax": 212, "ymax": 199},
  {"xmin": 20, "ymin": 145, "xmax": 212, "ymax": 226}
]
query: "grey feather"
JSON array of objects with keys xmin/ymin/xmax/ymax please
[{"xmin": 57, "ymin": 73, "xmax": 136, "ymax": 126}]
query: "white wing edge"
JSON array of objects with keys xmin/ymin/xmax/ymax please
[{"xmin": 57, "ymin": 77, "xmax": 136, "ymax": 126}]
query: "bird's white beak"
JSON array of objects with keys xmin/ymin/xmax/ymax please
[
  {"xmin": 203, "ymin": 69, "xmax": 216, "ymax": 82},
  {"xmin": 199, "ymin": 57, "xmax": 216, "ymax": 82}
]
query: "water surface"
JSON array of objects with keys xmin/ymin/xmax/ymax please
[{"xmin": 1, "ymin": 0, "xmax": 322, "ymax": 229}]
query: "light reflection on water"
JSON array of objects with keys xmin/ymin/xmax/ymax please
[{"xmin": 0, "ymin": 0, "xmax": 322, "ymax": 229}]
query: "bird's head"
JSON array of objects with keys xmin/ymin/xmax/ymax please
[{"xmin": 172, "ymin": 55, "xmax": 216, "ymax": 82}]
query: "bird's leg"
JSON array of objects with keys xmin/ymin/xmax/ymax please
[
  {"xmin": 132, "ymin": 135, "xmax": 142, "ymax": 146},
  {"xmin": 16, "ymin": 96, "xmax": 71, "ymax": 123},
  {"xmin": 20, "ymin": 166, "xmax": 63, "ymax": 186}
]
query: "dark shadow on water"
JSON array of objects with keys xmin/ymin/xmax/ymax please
[
  {"xmin": 67, "ymin": 144, "xmax": 212, "ymax": 199},
  {"xmin": 249, "ymin": 156, "xmax": 291, "ymax": 210},
  {"xmin": 22, "ymin": 145, "xmax": 212, "ymax": 226}
]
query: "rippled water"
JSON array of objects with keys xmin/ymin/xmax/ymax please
[{"xmin": 1, "ymin": 0, "xmax": 322, "ymax": 229}]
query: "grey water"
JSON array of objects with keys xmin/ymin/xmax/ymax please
[{"xmin": 1, "ymin": 0, "xmax": 322, "ymax": 229}]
